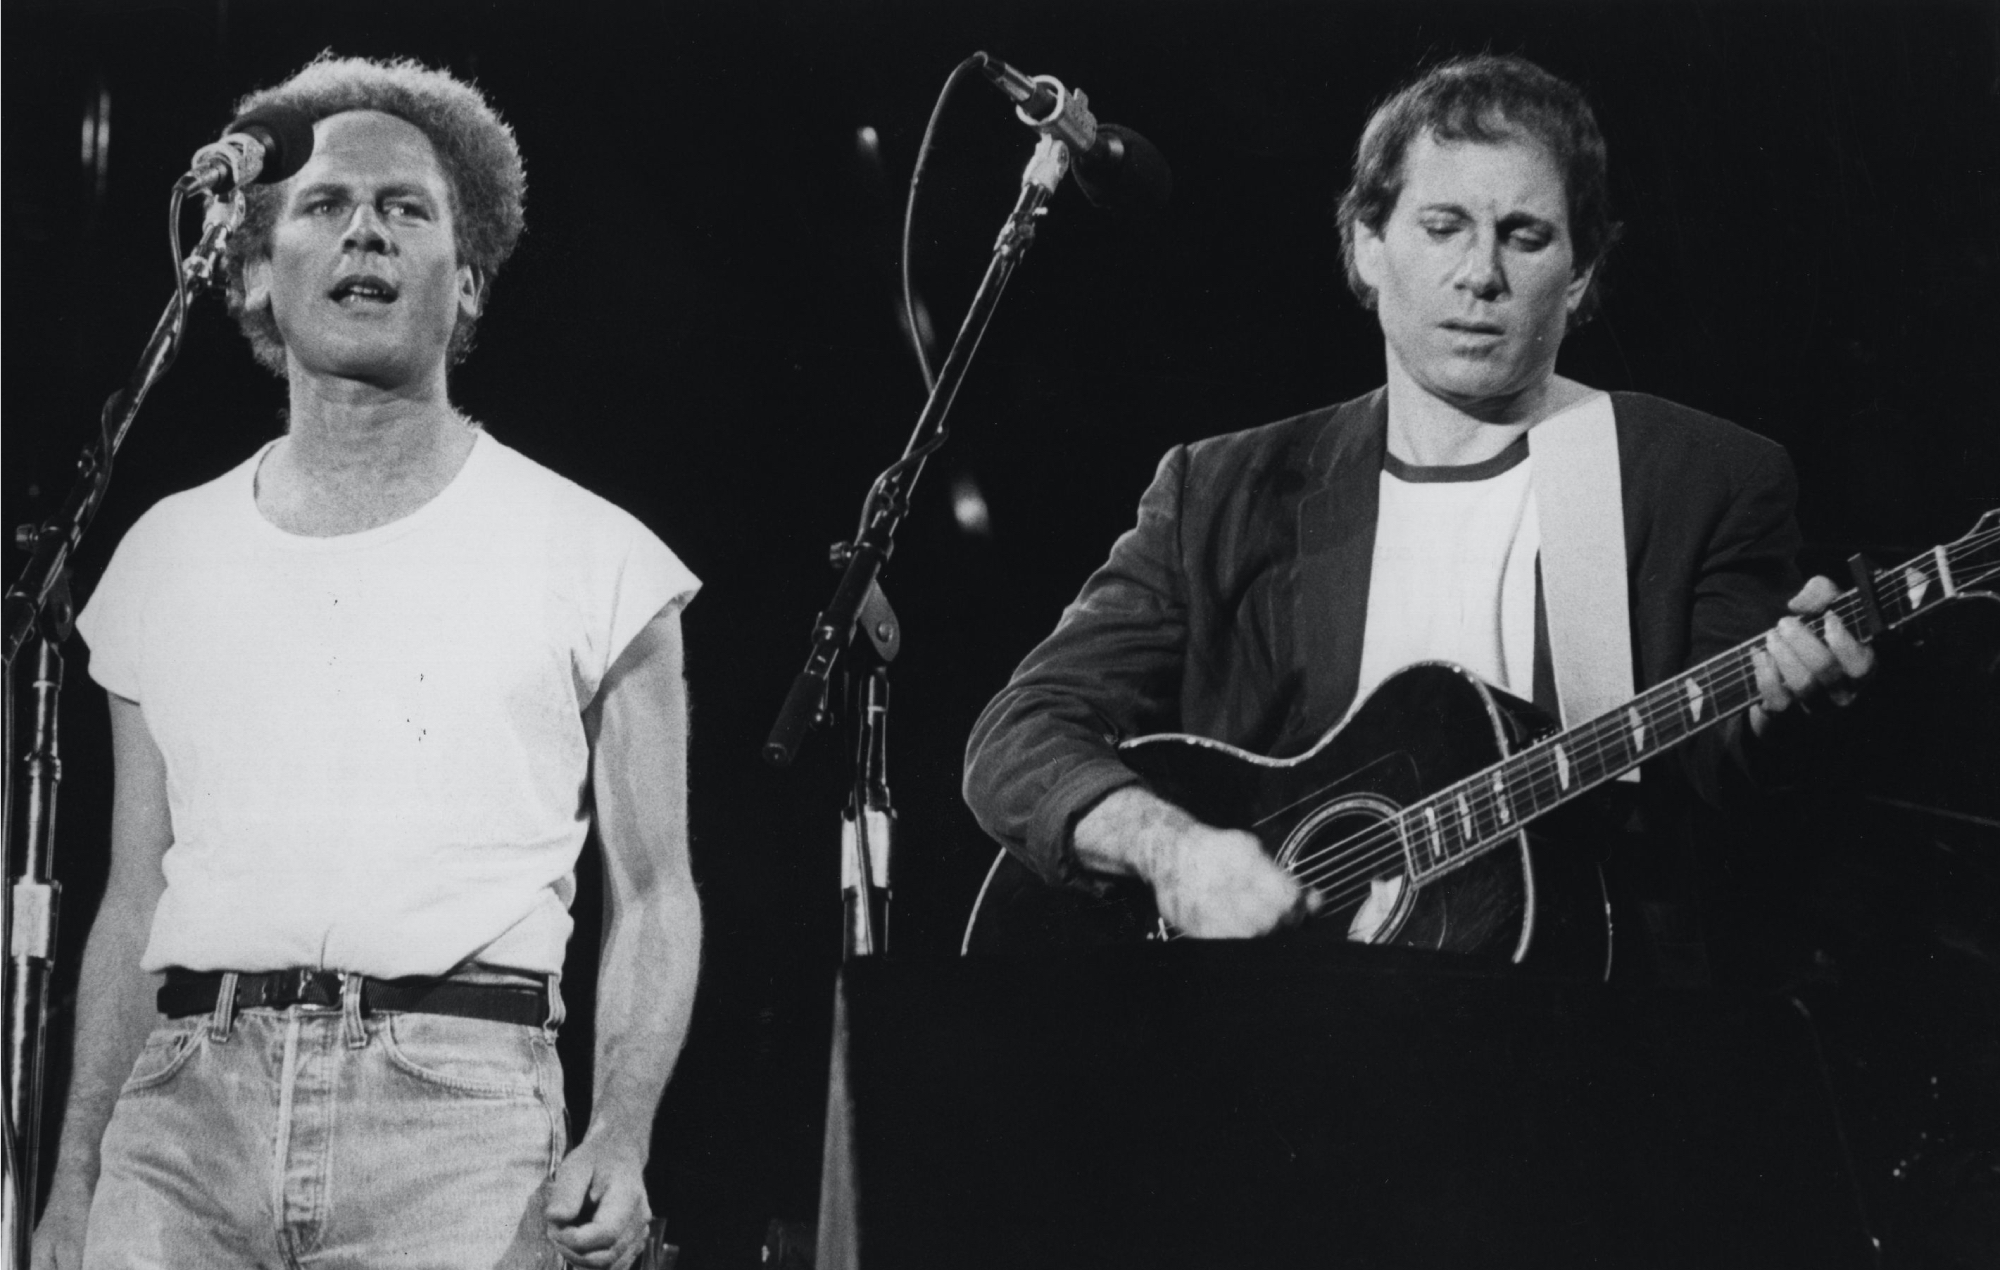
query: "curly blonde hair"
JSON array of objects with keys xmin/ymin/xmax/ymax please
[{"xmin": 223, "ymin": 53, "xmax": 527, "ymax": 375}]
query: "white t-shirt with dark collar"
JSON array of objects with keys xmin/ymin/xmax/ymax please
[
  {"xmin": 76, "ymin": 430, "xmax": 699, "ymax": 979},
  {"xmin": 1355, "ymin": 435, "xmax": 1540, "ymax": 703}
]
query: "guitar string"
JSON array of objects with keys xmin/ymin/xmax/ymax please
[
  {"xmin": 1290, "ymin": 525, "xmax": 2000, "ymax": 899},
  {"xmin": 1288, "ymin": 656, "xmax": 1760, "ymax": 896},
  {"xmin": 1286, "ymin": 655, "xmax": 1764, "ymax": 902},
  {"xmin": 1297, "ymin": 659, "xmax": 1765, "ymax": 901},
  {"xmin": 1282, "ymin": 530, "xmax": 1998, "ymax": 906},
  {"xmin": 1296, "ymin": 656, "xmax": 1765, "ymax": 907},
  {"xmin": 1150, "ymin": 526, "xmax": 1999, "ymax": 935}
]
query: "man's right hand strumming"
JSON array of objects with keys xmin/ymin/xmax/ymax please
[{"xmin": 1072, "ymin": 786, "xmax": 1316, "ymax": 938}]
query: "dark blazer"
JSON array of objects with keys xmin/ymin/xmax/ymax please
[{"xmin": 963, "ymin": 388, "xmax": 1803, "ymax": 889}]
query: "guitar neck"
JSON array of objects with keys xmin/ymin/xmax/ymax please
[{"xmin": 1398, "ymin": 527, "xmax": 1996, "ymax": 885}]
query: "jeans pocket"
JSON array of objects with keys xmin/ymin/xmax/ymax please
[
  {"xmin": 120, "ymin": 1020, "xmax": 203, "ymax": 1094},
  {"xmin": 380, "ymin": 1012, "xmax": 544, "ymax": 1099}
]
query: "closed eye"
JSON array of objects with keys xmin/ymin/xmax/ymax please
[{"xmin": 1499, "ymin": 215, "xmax": 1558, "ymax": 251}]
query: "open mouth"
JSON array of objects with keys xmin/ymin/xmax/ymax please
[{"xmin": 329, "ymin": 276, "xmax": 399, "ymax": 305}]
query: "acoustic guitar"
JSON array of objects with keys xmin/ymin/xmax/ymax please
[{"xmin": 963, "ymin": 511, "xmax": 2000, "ymax": 974}]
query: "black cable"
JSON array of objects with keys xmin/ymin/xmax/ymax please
[
  {"xmin": 900, "ymin": 53, "xmax": 986, "ymax": 394},
  {"xmin": 856, "ymin": 52, "xmax": 988, "ymax": 544}
]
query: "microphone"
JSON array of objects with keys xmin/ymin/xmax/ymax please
[
  {"xmin": 974, "ymin": 52, "xmax": 1171, "ymax": 212},
  {"xmin": 178, "ymin": 106, "xmax": 316, "ymax": 195}
]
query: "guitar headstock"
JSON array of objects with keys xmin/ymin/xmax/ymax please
[{"xmin": 1954, "ymin": 509, "xmax": 2000, "ymax": 595}]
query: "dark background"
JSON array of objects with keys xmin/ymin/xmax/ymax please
[{"xmin": 6, "ymin": 1, "xmax": 1998, "ymax": 1265}]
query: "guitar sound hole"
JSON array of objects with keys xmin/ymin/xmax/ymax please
[{"xmin": 1274, "ymin": 795, "xmax": 1407, "ymax": 940}]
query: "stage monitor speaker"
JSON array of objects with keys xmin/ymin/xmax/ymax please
[{"xmin": 815, "ymin": 943, "xmax": 1872, "ymax": 1269}]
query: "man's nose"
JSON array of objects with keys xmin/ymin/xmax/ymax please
[
  {"xmin": 1454, "ymin": 228, "xmax": 1507, "ymax": 301},
  {"xmin": 342, "ymin": 204, "xmax": 392, "ymax": 253}
]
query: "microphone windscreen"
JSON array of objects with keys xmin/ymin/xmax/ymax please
[
  {"xmin": 1073, "ymin": 123, "xmax": 1172, "ymax": 213},
  {"xmin": 227, "ymin": 106, "xmax": 316, "ymax": 184}
]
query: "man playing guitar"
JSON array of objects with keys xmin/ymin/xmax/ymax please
[{"xmin": 962, "ymin": 55, "xmax": 1873, "ymax": 968}]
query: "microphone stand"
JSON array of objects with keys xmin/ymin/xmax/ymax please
[
  {"xmin": 838, "ymin": 586, "xmax": 898, "ymax": 959},
  {"xmin": 0, "ymin": 187, "xmax": 243, "ymax": 1261},
  {"xmin": 764, "ymin": 133, "xmax": 1072, "ymax": 961}
]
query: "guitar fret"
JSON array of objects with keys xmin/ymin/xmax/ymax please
[
  {"xmin": 1399, "ymin": 809, "xmax": 1423, "ymax": 871},
  {"xmin": 1899, "ymin": 562, "xmax": 1934, "ymax": 615},
  {"xmin": 1570, "ymin": 723, "xmax": 1607, "ymax": 786},
  {"xmin": 1516, "ymin": 750, "xmax": 1557, "ymax": 816},
  {"xmin": 1597, "ymin": 710, "xmax": 1637, "ymax": 774},
  {"xmin": 1436, "ymin": 797, "xmax": 1468, "ymax": 863},
  {"xmin": 1413, "ymin": 807, "xmax": 1443, "ymax": 871},
  {"xmin": 1399, "ymin": 517, "xmax": 1999, "ymax": 891},
  {"xmin": 1684, "ymin": 677, "xmax": 1707, "ymax": 723}
]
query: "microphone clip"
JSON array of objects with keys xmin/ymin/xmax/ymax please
[
  {"xmin": 184, "ymin": 191, "xmax": 247, "ymax": 288},
  {"xmin": 1013, "ymin": 76, "xmax": 1099, "ymax": 158}
]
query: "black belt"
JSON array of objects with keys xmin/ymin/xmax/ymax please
[{"xmin": 158, "ymin": 967, "xmax": 550, "ymax": 1028}]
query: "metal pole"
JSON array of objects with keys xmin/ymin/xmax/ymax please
[
  {"xmin": 0, "ymin": 186, "xmax": 238, "ymax": 1267},
  {"xmin": 8, "ymin": 637, "xmax": 65, "ymax": 1228},
  {"xmin": 764, "ymin": 135, "xmax": 1070, "ymax": 768},
  {"xmin": 840, "ymin": 666, "xmax": 895, "ymax": 959}
]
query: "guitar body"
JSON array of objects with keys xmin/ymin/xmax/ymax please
[
  {"xmin": 964, "ymin": 663, "xmax": 1614, "ymax": 977},
  {"xmin": 963, "ymin": 511, "xmax": 2000, "ymax": 977}
]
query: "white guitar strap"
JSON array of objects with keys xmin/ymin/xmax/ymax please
[{"xmin": 1527, "ymin": 390, "xmax": 1639, "ymax": 781}]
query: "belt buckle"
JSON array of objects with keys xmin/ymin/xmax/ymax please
[{"xmin": 271, "ymin": 967, "xmax": 343, "ymax": 1010}]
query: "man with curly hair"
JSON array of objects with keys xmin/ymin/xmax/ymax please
[
  {"xmin": 964, "ymin": 55, "xmax": 1871, "ymax": 959},
  {"xmin": 35, "ymin": 55, "xmax": 697, "ymax": 1270}
]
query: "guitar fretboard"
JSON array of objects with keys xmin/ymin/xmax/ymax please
[{"xmin": 1396, "ymin": 519, "xmax": 2000, "ymax": 884}]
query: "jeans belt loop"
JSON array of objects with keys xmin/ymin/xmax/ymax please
[
  {"xmin": 208, "ymin": 970, "xmax": 240, "ymax": 1042},
  {"xmin": 341, "ymin": 972, "xmax": 367, "ymax": 1048},
  {"xmin": 542, "ymin": 971, "xmax": 566, "ymax": 1034}
]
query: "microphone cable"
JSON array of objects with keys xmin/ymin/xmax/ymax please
[{"xmin": 856, "ymin": 53, "xmax": 989, "ymax": 543}]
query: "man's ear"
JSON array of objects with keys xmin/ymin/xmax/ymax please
[
  {"xmin": 241, "ymin": 255, "xmax": 274, "ymax": 314},
  {"xmin": 458, "ymin": 265, "xmax": 484, "ymax": 321},
  {"xmin": 1565, "ymin": 261, "xmax": 1596, "ymax": 315},
  {"xmin": 1353, "ymin": 222, "xmax": 1386, "ymax": 293}
]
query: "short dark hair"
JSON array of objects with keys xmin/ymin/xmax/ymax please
[
  {"xmin": 1336, "ymin": 54, "xmax": 1621, "ymax": 326},
  {"xmin": 222, "ymin": 54, "xmax": 527, "ymax": 375}
]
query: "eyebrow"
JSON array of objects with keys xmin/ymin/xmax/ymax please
[
  {"xmin": 288, "ymin": 180, "xmax": 440, "ymax": 208},
  {"xmin": 1414, "ymin": 202, "xmax": 1561, "ymax": 232},
  {"xmin": 1498, "ymin": 211, "xmax": 1560, "ymax": 233}
]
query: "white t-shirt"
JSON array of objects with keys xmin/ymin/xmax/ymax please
[
  {"xmin": 75, "ymin": 431, "xmax": 699, "ymax": 978},
  {"xmin": 1355, "ymin": 438, "xmax": 1540, "ymax": 703}
]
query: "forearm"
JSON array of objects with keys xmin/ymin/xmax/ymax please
[
  {"xmin": 577, "ymin": 605, "xmax": 697, "ymax": 1160},
  {"xmin": 1073, "ymin": 784, "xmax": 1308, "ymax": 938},
  {"xmin": 45, "ymin": 897, "xmax": 163, "ymax": 1195},
  {"xmin": 583, "ymin": 878, "xmax": 700, "ymax": 1155},
  {"xmin": 963, "ymin": 682, "xmax": 1149, "ymax": 885},
  {"xmin": 1072, "ymin": 785, "xmax": 1198, "ymax": 879}
]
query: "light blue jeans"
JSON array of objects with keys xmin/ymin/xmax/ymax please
[{"xmin": 83, "ymin": 975, "xmax": 568, "ymax": 1269}]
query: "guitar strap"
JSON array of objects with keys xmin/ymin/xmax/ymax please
[{"xmin": 1527, "ymin": 390, "xmax": 1639, "ymax": 782}]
